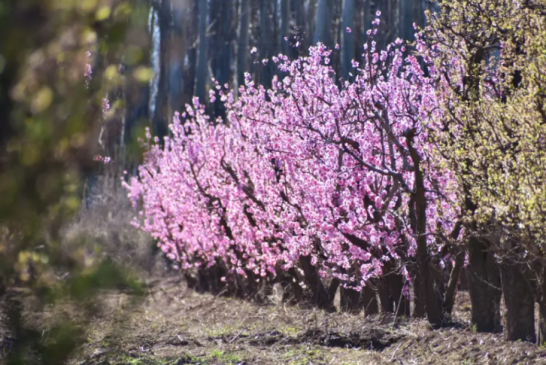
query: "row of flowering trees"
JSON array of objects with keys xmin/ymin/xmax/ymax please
[{"xmin": 126, "ymin": 0, "xmax": 546, "ymax": 344}]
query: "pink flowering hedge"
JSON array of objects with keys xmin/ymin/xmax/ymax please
[{"xmin": 125, "ymin": 20, "xmax": 461, "ymax": 316}]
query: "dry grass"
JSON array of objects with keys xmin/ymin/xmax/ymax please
[
  {"xmin": 62, "ymin": 172, "xmax": 163, "ymax": 275},
  {"xmin": 20, "ymin": 275, "xmax": 538, "ymax": 365}
]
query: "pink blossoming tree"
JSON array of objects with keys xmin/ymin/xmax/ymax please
[{"xmin": 126, "ymin": 17, "xmax": 463, "ymax": 326}]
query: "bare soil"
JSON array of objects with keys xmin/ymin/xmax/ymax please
[{"xmin": 5, "ymin": 273, "xmax": 546, "ymax": 365}]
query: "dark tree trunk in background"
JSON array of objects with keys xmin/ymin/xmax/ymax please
[
  {"xmin": 292, "ymin": 0, "xmax": 305, "ymax": 55},
  {"xmin": 407, "ymin": 133, "xmax": 444, "ymax": 328},
  {"xmin": 148, "ymin": 0, "xmax": 432, "ymax": 113},
  {"xmin": 466, "ymin": 236, "xmax": 502, "ymax": 332},
  {"xmin": 400, "ymin": 0, "xmax": 424, "ymax": 42},
  {"xmin": 410, "ymin": 259, "xmax": 426, "ymax": 318},
  {"xmin": 169, "ymin": 5, "xmax": 187, "ymax": 114},
  {"xmin": 341, "ymin": 0, "xmax": 355, "ymax": 81},
  {"xmin": 210, "ymin": 0, "xmax": 234, "ymax": 118},
  {"xmin": 378, "ymin": 0, "xmax": 398, "ymax": 47},
  {"xmin": 538, "ymin": 271, "xmax": 546, "ymax": 346},
  {"xmin": 378, "ymin": 276, "xmax": 394, "ymax": 313},
  {"xmin": 363, "ymin": 0, "xmax": 371, "ymax": 34},
  {"xmin": 360, "ymin": 282, "xmax": 379, "ymax": 316},
  {"xmin": 307, "ymin": 0, "xmax": 318, "ymax": 47},
  {"xmin": 459, "ymin": 267, "xmax": 469, "ymax": 290},
  {"xmin": 501, "ymin": 258, "xmax": 536, "ymax": 342},
  {"xmin": 195, "ymin": 0, "xmax": 208, "ymax": 101},
  {"xmin": 183, "ymin": 0, "xmax": 199, "ymax": 106},
  {"xmin": 281, "ymin": 268, "xmax": 305, "ymax": 304},
  {"xmin": 123, "ymin": 0, "xmax": 151, "ymax": 170},
  {"xmin": 340, "ymin": 286, "xmax": 361, "ymax": 313},
  {"xmin": 279, "ymin": 0, "xmax": 290, "ymax": 56},
  {"xmin": 388, "ymin": 270, "xmax": 410, "ymax": 317},
  {"xmin": 259, "ymin": 0, "xmax": 274, "ymax": 89},
  {"xmin": 155, "ymin": 0, "xmax": 172, "ymax": 140},
  {"xmin": 313, "ymin": 0, "xmax": 329, "ymax": 45},
  {"xmin": 339, "ymin": 267, "xmax": 359, "ymax": 313},
  {"xmin": 237, "ymin": 0, "xmax": 250, "ymax": 88},
  {"xmin": 444, "ymin": 250, "xmax": 465, "ymax": 316},
  {"xmin": 299, "ymin": 255, "xmax": 335, "ymax": 312},
  {"xmin": 376, "ymin": 260, "xmax": 410, "ymax": 316}
]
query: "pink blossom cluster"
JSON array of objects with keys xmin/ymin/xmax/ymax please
[
  {"xmin": 125, "ymin": 29, "xmax": 460, "ymax": 289},
  {"xmin": 94, "ymin": 155, "xmax": 111, "ymax": 164}
]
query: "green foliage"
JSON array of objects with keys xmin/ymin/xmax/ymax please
[
  {"xmin": 425, "ymin": 0, "xmax": 546, "ymax": 252},
  {"xmin": 0, "ymin": 0, "xmax": 151, "ymax": 363},
  {"xmin": 282, "ymin": 346, "xmax": 326, "ymax": 365},
  {"xmin": 209, "ymin": 349, "xmax": 243, "ymax": 364}
]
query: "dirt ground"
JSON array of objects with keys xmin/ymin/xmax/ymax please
[{"xmin": 6, "ymin": 271, "xmax": 538, "ymax": 365}]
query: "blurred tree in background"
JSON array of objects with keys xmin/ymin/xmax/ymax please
[{"xmin": 0, "ymin": 1, "xmax": 150, "ymax": 363}]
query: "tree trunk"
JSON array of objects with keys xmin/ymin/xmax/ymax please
[
  {"xmin": 259, "ymin": 0, "xmax": 273, "ymax": 89},
  {"xmin": 169, "ymin": 5, "xmax": 187, "ymax": 114},
  {"xmin": 299, "ymin": 255, "xmax": 335, "ymax": 312},
  {"xmin": 340, "ymin": 286, "xmax": 361, "ymax": 313},
  {"xmin": 280, "ymin": 268, "xmax": 305, "ymax": 304},
  {"xmin": 341, "ymin": 0, "xmax": 355, "ymax": 81},
  {"xmin": 407, "ymin": 133, "xmax": 444, "ymax": 327},
  {"xmin": 210, "ymin": 0, "xmax": 233, "ymax": 118},
  {"xmin": 459, "ymin": 267, "xmax": 469, "ymax": 291},
  {"xmin": 306, "ymin": 0, "xmax": 317, "ymax": 48},
  {"xmin": 402, "ymin": 0, "xmax": 425, "ymax": 42},
  {"xmin": 501, "ymin": 258, "xmax": 536, "ymax": 342},
  {"xmin": 410, "ymin": 259, "xmax": 426, "ymax": 318},
  {"xmin": 360, "ymin": 283, "xmax": 379, "ymax": 316},
  {"xmin": 377, "ymin": 260, "xmax": 410, "ymax": 316},
  {"xmin": 314, "ymin": 0, "xmax": 333, "ymax": 47},
  {"xmin": 538, "ymin": 270, "xmax": 546, "ymax": 346},
  {"xmin": 377, "ymin": 276, "xmax": 394, "ymax": 313},
  {"xmin": 388, "ymin": 270, "xmax": 410, "ymax": 317},
  {"xmin": 195, "ymin": 0, "xmax": 208, "ymax": 101},
  {"xmin": 293, "ymin": 0, "xmax": 305, "ymax": 55},
  {"xmin": 444, "ymin": 250, "xmax": 465, "ymax": 316},
  {"xmin": 183, "ymin": 0, "xmax": 198, "ymax": 106},
  {"xmin": 237, "ymin": 0, "xmax": 250, "ymax": 89},
  {"xmin": 466, "ymin": 236, "xmax": 501, "ymax": 332},
  {"xmin": 279, "ymin": 0, "xmax": 290, "ymax": 56},
  {"xmin": 154, "ymin": 0, "xmax": 172, "ymax": 140},
  {"xmin": 123, "ymin": 1, "xmax": 151, "ymax": 170}
]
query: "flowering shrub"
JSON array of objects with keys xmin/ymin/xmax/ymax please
[{"xmin": 126, "ymin": 17, "xmax": 461, "ymax": 322}]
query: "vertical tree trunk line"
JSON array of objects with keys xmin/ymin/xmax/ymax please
[
  {"xmin": 407, "ymin": 132, "xmax": 444, "ymax": 328},
  {"xmin": 298, "ymin": 255, "xmax": 336, "ymax": 312},
  {"xmin": 444, "ymin": 249, "xmax": 465, "ymax": 316},
  {"xmin": 537, "ymin": 270, "xmax": 546, "ymax": 346},
  {"xmin": 259, "ymin": 0, "xmax": 274, "ymax": 89},
  {"xmin": 501, "ymin": 256, "xmax": 536, "ymax": 342},
  {"xmin": 466, "ymin": 236, "xmax": 502, "ymax": 332},
  {"xmin": 279, "ymin": 0, "xmax": 291, "ymax": 56},
  {"xmin": 360, "ymin": 282, "xmax": 379, "ymax": 316},
  {"xmin": 341, "ymin": 0, "xmax": 355, "ymax": 81},
  {"xmin": 154, "ymin": 0, "xmax": 172, "ymax": 140},
  {"xmin": 237, "ymin": 0, "xmax": 250, "ymax": 89},
  {"xmin": 313, "ymin": 0, "xmax": 329, "ymax": 45},
  {"xmin": 195, "ymin": 0, "xmax": 208, "ymax": 101}
]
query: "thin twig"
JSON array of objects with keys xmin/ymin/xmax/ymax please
[{"xmin": 229, "ymin": 329, "xmax": 246, "ymax": 344}]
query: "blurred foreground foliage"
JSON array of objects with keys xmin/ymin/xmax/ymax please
[{"xmin": 0, "ymin": 0, "xmax": 151, "ymax": 363}]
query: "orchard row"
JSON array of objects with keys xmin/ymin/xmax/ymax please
[{"xmin": 126, "ymin": 1, "xmax": 546, "ymax": 345}]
